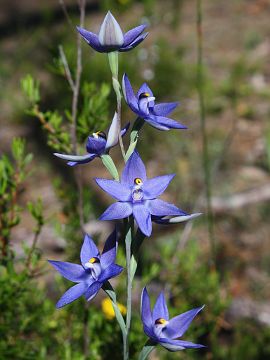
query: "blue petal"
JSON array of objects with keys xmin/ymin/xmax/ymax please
[
  {"xmin": 152, "ymin": 292, "xmax": 169, "ymax": 321},
  {"xmin": 95, "ymin": 178, "xmax": 131, "ymax": 201},
  {"xmin": 100, "ymin": 228, "xmax": 117, "ymax": 268},
  {"xmin": 164, "ymin": 306, "xmax": 205, "ymax": 339},
  {"xmin": 120, "ymin": 32, "xmax": 149, "ymax": 52},
  {"xmin": 153, "ymin": 213, "xmax": 202, "ymax": 224},
  {"xmin": 54, "ymin": 153, "xmax": 96, "ymax": 166},
  {"xmin": 137, "ymin": 83, "xmax": 154, "ymax": 98},
  {"xmin": 123, "ymin": 24, "xmax": 147, "ymax": 46},
  {"xmin": 122, "ymin": 74, "xmax": 139, "ymax": 112},
  {"xmin": 146, "ymin": 115, "xmax": 187, "ymax": 130},
  {"xmin": 76, "ymin": 26, "xmax": 105, "ymax": 52},
  {"xmin": 149, "ymin": 199, "xmax": 186, "ymax": 217},
  {"xmin": 98, "ymin": 11, "xmax": 124, "ymax": 47},
  {"xmin": 143, "ymin": 324, "xmax": 158, "ymax": 340},
  {"xmin": 80, "ymin": 234, "xmax": 99, "ymax": 266},
  {"xmin": 105, "ymin": 119, "xmax": 130, "ymax": 150},
  {"xmin": 86, "ymin": 136, "xmax": 106, "ymax": 154},
  {"xmin": 121, "ymin": 151, "xmax": 147, "ymax": 186},
  {"xmin": 99, "ymin": 263, "xmax": 123, "ymax": 283},
  {"xmin": 56, "ymin": 282, "xmax": 88, "ymax": 308},
  {"xmin": 143, "ymin": 174, "xmax": 175, "ymax": 199},
  {"xmin": 133, "ymin": 203, "xmax": 152, "ymax": 237},
  {"xmin": 48, "ymin": 260, "xmax": 87, "ymax": 282},
  {"xmin": 99, "ymin": 202, "xmax": 133, "ymax": 220},
  {"xmin": 153, "ymin": 102, "xmax": 179, "ymax": 116},
  {"xmin": 120, "ymin": 122, "xmax": 130, "ymax": 137},
  {"xmin": 159, "ymin": 338, "xmax": 205, "ymax": 351},
  {"xmin": 105, "ymin": 112, "xmax": 120, "ymax": 150},
  {"xmin": 141, "ymin": 287, "xmax": 153, "ymax": 328},
  {"xmin": 84, "ymin": 281, "xmax": 103, "ymax": 301}
]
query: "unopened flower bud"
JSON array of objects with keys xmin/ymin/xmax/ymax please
[{"xmin": 98, "ymin": 11, "xmax": 124, "ymax": 47}]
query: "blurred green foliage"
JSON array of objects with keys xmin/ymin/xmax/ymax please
[
  {"xmin": 0, "ymin": 138, "xmax": 33, "ymax": 260},
  {"xmin": 1, "ymin": 1, "xmax": 270, "ymax": 359}
]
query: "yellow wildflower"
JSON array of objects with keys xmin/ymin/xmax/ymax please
[{"xmin": 101, "ymin": 298, "xmax": 127, "ymax": 320}]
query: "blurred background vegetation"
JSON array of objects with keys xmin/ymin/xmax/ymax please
[{"xmin": 1, "ymin": 0, "xmax": 270, "ymax": 359}]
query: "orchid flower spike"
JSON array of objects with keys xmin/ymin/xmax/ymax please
[
  {"xmin": 122, "ymin": 73, "xmax": 187, "ymax": 131},
  {"xmin": 48, "ymin": 229, "xmax": 123, "ymax": 308},
  {"xmin": 141, "ymin": 287, "xmax": 205, "ymax": 352},
  {"xmin": 77, "ymin": 11, "xmax": 148, "ymax": 53},
  {"xmin": 95, "ymin": 151, "xmax": 193, "ymax": 237},
  {"xmin": 54, "ymin": 113, "xmax": 129, "ymax": 166}
]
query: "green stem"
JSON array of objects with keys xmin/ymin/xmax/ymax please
[
  {"xmin": 108, "ymin": 51, "xmax": 126, "ymax": 160},
  {"xmin": 196, "ymin": 0, "xmax": 215, "ymax": 266},
  {"xmin": 125, "ymin": 118, "xmax": 145, "ymax": 161},
  {"xmin": 138, "ymin": 339, "xmax": 156, "ymax": 360},
  {"xmin": 102, "ymin": 282, "xmax": 127, "ymax": 343},
  {"xmin": 124, "ymin": 217, "xmax": 134, "ymax": 360},
  {"xmin": 130, "ymin": 229, "xmax": 145, "ymax": 281}
]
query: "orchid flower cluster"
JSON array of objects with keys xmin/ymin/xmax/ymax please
[{"xmin": 49, "ymin": 12, "xmax": 205, "ymax": 359}]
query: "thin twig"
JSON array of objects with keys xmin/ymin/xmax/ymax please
[
  {"xmin": 71, "ymin": 0, "xmax": 85, "ymax": 155},
  {"xmin": 25, "ymin": 226, "xmax": 42, "ymax": 270},
  {"xmin": 196, "ymin": 0, "xmax": 215, "ymax": 265},
  {"xmin": 59, "ymin": 45, "xmax": 75, "ymax": 91},
  {"xmin": 59, "ymin": 0, "xmax": 74, "ymax": 28}
]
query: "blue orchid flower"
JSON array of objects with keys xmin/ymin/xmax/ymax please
[
  {"xmin": 77, "ymin": 11, "xmax": 148, "ymax": 53},
  {"xmin": 54, "ymin": 113, "xmax": 129, "ymax": 166},
  {"xmin": 141, "ymin": 287, "xmax": 205, "ymax": 352},
  {"xmin": 122, "ymin": 73, "xmax": 187, "ymax": 131},
  {"xmin": 48, "ymin": 229, "xmax": 123, "ymax": 308},
  {"xmin": 95, "ymin": 151, "xmax": 191, "ymax": 237}
]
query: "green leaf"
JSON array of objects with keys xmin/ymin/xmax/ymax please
[
  {"xmin": 138, "ymin": 340, "xmax": 156, "ymax": 360},
  {"xmin": 21, "ymin": 74, "xmax": 40, "ymax": 104},
  {"xmin": 101, "ymin": 154, "xmax": 119, "ymax": 180},
  {"xmin": 102, "ymin": 281, "xmax": 127, "ymax": 338}
]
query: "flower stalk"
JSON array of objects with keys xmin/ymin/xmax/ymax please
[
  {"xmin": 107, "ymin": 52, "xmax": 126, "ymax": 160},
  {"xmin": 124, "ymin": 217, "xmax": 134, "ymax": 360}
]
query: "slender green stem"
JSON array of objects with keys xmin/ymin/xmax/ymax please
[
  {"xmin": 108, "ymin": 51, "xmax": 126, "ymax": 160},
  {"xmin": 130, "ymin": 229, "xmax": 145, "ymax": 281},
  {"xmin": 124, "ymin": 217, "xmax": 134, "ymax": 360},
  {"xmin": 125, "ymin": 117, "xmax": 145, "ymax": 161},
  {"xmin": 196, "ymin": 0, "xmax": 215, "ymax": 266},
  {"xmin": 103, "ymin": 282, "xmax": 127, "ymax": 336},
  {"xmin": 138, "ymin": 339, "xmax": 156, "ymax": 360}
]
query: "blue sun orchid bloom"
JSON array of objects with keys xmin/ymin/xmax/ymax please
[
  {"xmin": 54, "ymin": 113, "xmax": 129, "ymax": 166},
  {"xmin": 48, "ymin": 229, "xmax": 123, "ymax": 308},
  {"xmin": 122, "ymin": 73, "xmax": 187, "ymax": 131},
  {"xmin": 95, "ymin": 151, "xmax": 190, "ymax": 237},
  {"xmin": 77, "ymin": 11, "xmax": 148, "ymax": 53},
  {"xmin": 141, "ymin": 287, "xmax": 205, "ymax": 352}
]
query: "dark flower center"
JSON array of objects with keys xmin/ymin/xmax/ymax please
[
  {"xmin": 89, "ymin": 257, "xmax": 100, "ymax": 264},
  {"xmin": 155, "ymin": 318, "xmax": 167, "ymax": 325},
  {"xmin": 93, "ymin": 131, "xmax": 107, "ymax": 140},
  {"xmin": 134, "ymin": 177, "xmax": 143, "ymax": 185},
  {"xmin": 139, "ymin": 92, "xmax": 150, "ymax": 99},
  {"xmin": 132, "ymin": 177, "xmax": 143, "ymax": 201},
  {"xmin": 84, "ymin": 257, "xmax": 102, "ymax": 280}
]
